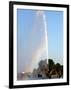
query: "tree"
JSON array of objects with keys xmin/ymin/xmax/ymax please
[
  {"xmin": 48, "ymin": 59, "xmax": 55, "ymax": 65},
  {"xmin": 55, "ymin": 63, "xmax": 61, "ymax": 72},
  {"xmin": 55, "ymin": 63, "xmax": 62, "ymax": 77},
  {"xmin": 38, "ymin": 59, "xmax": 47, "ymax": 70},
  {"xmin": 60, "ymin": 65, "xmax": 63, "ymax": 77},
  {"xmin": 38, "ymin": 60, "xmax": 44, "ymax": 69},
  {"xmin": 48, "ymin": 59, "xmax": 55, "ymax": 71}
]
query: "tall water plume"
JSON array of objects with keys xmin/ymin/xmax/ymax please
[{"xmin": 31, "ymin": 11, "xmax": 48, "ymax": 72}]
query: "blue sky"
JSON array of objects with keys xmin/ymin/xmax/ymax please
[{"xmin": 17, "ymin": 9, "xmax": 63, "ymax": 73}]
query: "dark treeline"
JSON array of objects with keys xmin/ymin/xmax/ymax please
[
  {"xmin": 48, "ymin": 59, "xmax": 63, "ymax": 78},
  {"xmin": 32, "ymin": 59, "xmax": 63, "ymax": 79}
]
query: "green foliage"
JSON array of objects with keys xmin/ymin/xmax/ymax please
[
  {"xmin": 48, "ymin": 59, "xmax": 55, "ymax": 71},
  {"xmin": 56, "ymin": 63, "xmax": 61, "ymax": 71},
  {"xmin": 32, "ymin": 58, "xmax": 63, "ymax": 79},
  {"xmin": 48, "ymin": 59, "xmax": 55, "ymax": 66}
]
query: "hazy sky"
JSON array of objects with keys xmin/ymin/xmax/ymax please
[{"xmin": 17, "ymin": 9, "xmax": 63, "ymax": 73}]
